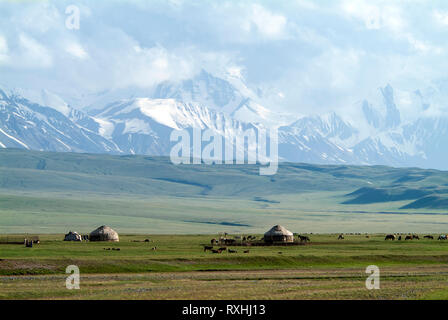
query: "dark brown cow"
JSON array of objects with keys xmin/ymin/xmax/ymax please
[
  {"xmin": 204, "ymin": 246, "xmax": 213, "ymax": 252},
  {"xmin": 385, "ymin": 234, "xmax": 396, "ymax": 240}
]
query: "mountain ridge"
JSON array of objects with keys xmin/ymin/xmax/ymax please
[{"xmin": 1, "ymin": 71, "xmax": 448, "ymax": 170}]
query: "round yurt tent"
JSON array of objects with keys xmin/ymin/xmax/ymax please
[
  {"xmin": 263, "ymin": 225, "xmax": 294, "ymax": 243},
  {"xmin": 89, "ymin": 226, "xmax": 119, "ymax": 242},
  {"xmin": 64, "ymin": 231, "xmax": 82, "ymax": 241}
]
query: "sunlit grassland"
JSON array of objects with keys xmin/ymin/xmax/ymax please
[{"xmin": 1, "ymin": 234, "xmax": 448, "ymax": 299}]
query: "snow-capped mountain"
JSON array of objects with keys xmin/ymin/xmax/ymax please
[
  {"xmin": 153, "ymin": 70, "xmax": 294, "ymax": 127},
  {"xmin": 1, "ymin": 71, "xmax": 448, "ymax": 170},
  {"xmin": 0, "ymin": 87, "xmax": 120, "ymax": 153},
  {"xmin": 89, "ymin": 98, "xmax": 262, "ymax": 157}
]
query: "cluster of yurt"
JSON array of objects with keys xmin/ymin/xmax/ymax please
[
  {"xmin": 64, "ymin": 226, "xmax": 119, "ymax": 242},
  {"xmin": 263, "ymin": 225, "xmax": 294, "ymax": 243}
]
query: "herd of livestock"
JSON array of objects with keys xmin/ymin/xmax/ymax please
[
  {"xmin": 384, "ymin": 234, "xmax": 448, "ymax": 240},
  {"xmin": 202, "ymin": 233, "xmax": 448, "ymax": 252}
]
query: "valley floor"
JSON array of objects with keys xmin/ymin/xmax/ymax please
[
  {"xmin": 1, "ymin": 234, "xmax": 448, "ymax": 299},
  {"xmin": 2, "ymin": 266, "xmax": 448, "ymax": 300}
]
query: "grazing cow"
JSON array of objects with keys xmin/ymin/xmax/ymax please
[
  {"xmin": 338, "ymin": 234, "xmax": 344, "ymax": 240},
  {"xmin": 228, "ymin": 249, "xmax": 237, "ymax": 253},
  {"xmin": 424, "ymin": 235, "xmax": 434, "ymax": 239},
  {"xmin": 438, "ymin": 235, "xmax": 447, "ymax": 240},
  {"xmin": 385, "ymin": 234, "xmax": 396, "ymax": 240},
  {"xmin": 366, "ymin": 235, "xmax": 370, "ymax": 238},
  {"xmin": 211, "ymin": 238, "xmax": 216, "ymax": 245},
  {"xmin": 413, "ymin": 235, "xmax": 420, "ymax": 240},
  {"xmin": 298, "ymin": 235, "xmax": 310, "ymax": 242},
  {"xmin": 218, "ymin": 247, "xmax": 227, "ymax": 252},
  {"xmin": 151, "ymin": 247, "xmax": 157, "ymax": 251},
  {"xmin": 405, "ymin": 235, "xmax": 413, "ymax": 240},
  {"xmin": 398, "ymin": 236, "xmax": 402, "ymax": 241},
  {"xmin": 243, "ymin": 250, "xmax": 250, "ymax": 253},
  {"xmin": 204, "ymin": 245, "xmax": 213, "ymax": 252},
  {"xmin": 212, "ymin": 249, "xmax": 222, "ymax": 254},
  {"xmin": 278, "ymin": 252, "xmax": 283, "ymax": 254},
  {"xmin": 144, "ymin": 239, "xmax": 151, "ymax": 242}
]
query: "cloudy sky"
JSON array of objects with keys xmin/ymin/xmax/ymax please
[{"xmin": 1, "ymin": 0, "xmax": 448, "ymax": 116}]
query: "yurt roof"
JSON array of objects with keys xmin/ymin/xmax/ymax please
[
  {"xmin": 91, "ymin": 225, "xmax": 117, "ymax": 234},
  {"xmin": 264, "ymin": 225, "xmax": 293, "ymax": 236}
]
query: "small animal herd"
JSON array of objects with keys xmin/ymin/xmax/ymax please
[
  {"xmin": 384, "ymin": 234, "xmax": 448, "ymax": 240},
  {"xmin": 203, "ymin": 246, "xmax": 248, "ymax": 254}
]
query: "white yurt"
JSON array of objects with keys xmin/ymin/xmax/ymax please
[
  {"xmin": 89, "ymin": 225, "xmax": 119, "ymax": 242},
  {"xmin": 263, "ymin": 225, "xmax": 294, "ymax": 243},
  {"xmin": 64, "ymin": 231, "xmax": 82, "ymax": 241}
]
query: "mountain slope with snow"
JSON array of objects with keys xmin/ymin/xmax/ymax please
[
  {"xmin": 0, "ymin": 87, "xmax": 120, "ymax": 154},
  {"xmin": 1, "ymin": 72, "xmax": 448, "ymax": 170}
]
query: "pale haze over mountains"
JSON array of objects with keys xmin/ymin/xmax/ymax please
[
  {"xmin": 1, "ymin": 69, "xmax": 448, "ymax": 170},
  {"xmin": 1, "ymin": 1, "xmax": 448, "ymax": 170}
]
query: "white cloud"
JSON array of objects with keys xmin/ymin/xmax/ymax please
[
  {"xmin": 111, "ymin": 45, "xmax": 197, "ymax": 89},
  {"xmin": 0, "ymin": 35, "xmax": 9, "ymax": 64},
  {"xmin": 434, "ymin": 10, "xmax": 448, "ymax": 25},
  {"xmin": 65, "ymin": 42, "xmax": 89, "ymax": 60},
  {"xmin": 341, "ymin": 0, "xmax": 405, "ymax": 32},
  {"xmin": 18, "ymin": 33, "xmax": 53, "ymax": 68},
  {"xmin": 1, "ymin": 0, "xmax": 448, "ymax": 118},
  {"xmin": 247, "ymin": 4, "xmax": 288, "ymax": 39}
]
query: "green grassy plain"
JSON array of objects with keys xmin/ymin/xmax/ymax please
[
  {"xmin": 1, "ymin": 234, "xmax": 448, "ymax": 299},
  {"xmin": 1, "ymin": 149, "xmax": 448, "ymax": 234}
]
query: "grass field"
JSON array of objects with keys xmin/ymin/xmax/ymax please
[
  {"xmin": 1, "ymin": 234, "xmax": 448, "ymax": 299},
  {"xmin": 1, "ymin": 149, "xmax": 448, "ymax": 234}
]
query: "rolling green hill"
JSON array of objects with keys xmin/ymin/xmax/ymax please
[{"xmin": 0, "ymin": 148, "xmax": 448, "ymax": 233}]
